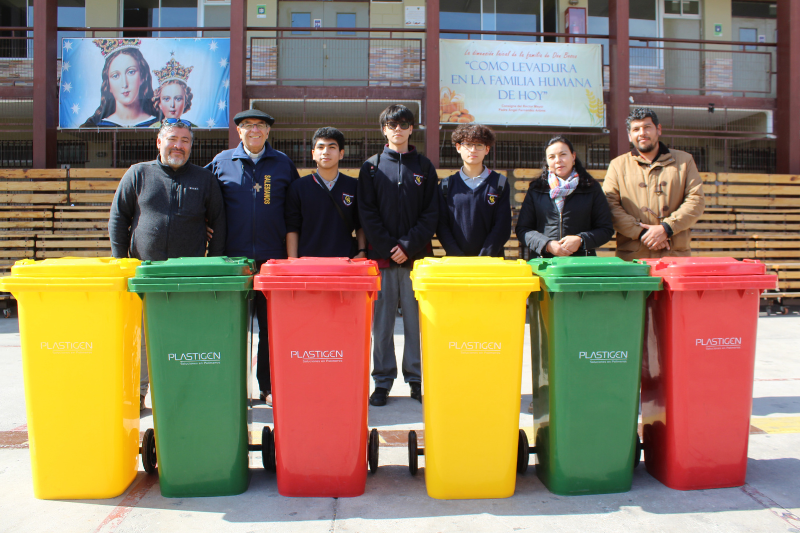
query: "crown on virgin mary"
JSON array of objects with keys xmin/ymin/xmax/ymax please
[
  {"xmin": 153, "ymin": 58, "xmax": 193, "ymax": 85},
  {"xmin": 93, "ymin": 38, "xmax": 142, "ymax": 57}
]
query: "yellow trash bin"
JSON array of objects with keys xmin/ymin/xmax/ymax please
[
  {"xmin": 0, "ymin": 257, "xmax": 142, "ymax": 500},
  {"xmin": 409, "ymin": 257, "xmax": 539, "ymax": 499}
]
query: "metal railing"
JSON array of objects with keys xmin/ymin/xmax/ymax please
[
  {"xmin": 249, "ymin": 34, "xmax": 423, "ymax": 85},
  {"xmin": 627, "ymin": 37, "xmax": 776, "ymax": 97},
  {"xmin": 0, "ymin": 28, "xmax": 33, "ymax": 84}
]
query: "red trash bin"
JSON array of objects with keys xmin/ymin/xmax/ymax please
[
  {"xmin": 254, "ymin": 258, "xmax": 381, "ymax": 497},
  {"xmin": 641, "ymin": 257, "xmax": 777, "ymax": 490}
]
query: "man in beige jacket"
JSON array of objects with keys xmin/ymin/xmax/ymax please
[{"xmin": 603, "ymin": 108, "xmax": 705, "ymax": 261}]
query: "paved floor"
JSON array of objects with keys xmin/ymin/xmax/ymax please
[{"xmin": 1, "ymin": 312, "xmax": 799, "ymax": 533}]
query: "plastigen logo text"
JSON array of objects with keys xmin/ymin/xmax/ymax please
[
  {"xmin": 41, "ymin": 341, "xmax": 93, "ymax": 353},
  {"xmin": 696, "ymin": 337, "xmax": 742, "ymax": 350},
  {"xmin": 449, "ymin": 341, "xmax": 502, "ymax": 353},
  {"xmin": 578, "ymin": 351, "xmax": 628, "ymax": 363},
  {"xmin": 168, "ymin": 352, "xmax": 222, "ymax": 365},
  {"xmin": 291, "ymin": 350, "xmax": 344, "ymax": 363}
]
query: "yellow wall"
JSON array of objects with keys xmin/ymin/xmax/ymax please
[
  {"xmin": 85, "ymin": 0, "xmax": 118, "ymax": 37},
  {"xmin": 703, "ymin": 0, "xmax": 732, "ymax": 48}
]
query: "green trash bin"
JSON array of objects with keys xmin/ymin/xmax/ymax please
[
  {"xmin": 527, "ymin": 256, "xmax": 661, "ymax": 495},
  {"xmin": 128, "ymin": 257, "xmax": 255, "ymax": 498}
]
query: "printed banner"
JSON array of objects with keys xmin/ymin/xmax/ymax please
[
  {"xmin": 59, "ymin": 38, "xmax": 230, "ymax": 129},
  {"xmin": 439, "ymin": 40, "xmax": 604, "ymax": 127}
]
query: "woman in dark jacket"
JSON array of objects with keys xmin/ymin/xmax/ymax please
[{"xmin": 515, "ymin": 136, "xmax": 613, "ymax": 258}]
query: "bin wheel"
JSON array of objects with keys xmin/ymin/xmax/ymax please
[
  {"xmin": 141, "ymin": 428, "xmax": 157, "ymax": 475},
  {"xmin": 634, "ymin": 434, "xmax": 642, "ymax": 469},
  {"xmin": 517, "ymin": 429, "xmax": 529, "ymax": 474},
  {"xmin": 368, "ymin": 428, "xmax": 379, "ymax": 474},
  {"xmin": 408, "ymin": 430, "xmax": 418, "ymax": 476},
  {"xmin": 262, "ymin": 426, "xmax": 276, "ymax": 472}
]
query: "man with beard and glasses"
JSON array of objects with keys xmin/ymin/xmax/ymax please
[
  {"xmin": 602, "ymin": 107, "xmax": 704, "ymax": 261},
  {"xmin": 109, "ymin": 118, "xmax": 227, "ymax": 411}
]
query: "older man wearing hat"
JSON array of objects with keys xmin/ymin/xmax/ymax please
[{"xmin": 207, "ymin": 109, "xmax": 300, "ymax": 407}]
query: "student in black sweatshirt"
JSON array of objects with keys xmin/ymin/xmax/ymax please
[
  {"xmin": 436, "ymin": 124, "xmax": 511, "ymax": 257},
  {"xmin": 358, "ymin": 104, "xmax": 438, "ymax": 407},
  {"xmin": 285, "ymin": 127, "xmax": 366, "ymax": 258}
]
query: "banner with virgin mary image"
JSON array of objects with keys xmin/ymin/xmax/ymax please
[{"xmin": 59, "ymin": 37, "xmax": 230, "ymax": 129}]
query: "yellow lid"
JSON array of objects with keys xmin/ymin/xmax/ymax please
[
  {"xmin": 411, "ymin": 257, "xmax": 539, "ymax": 292},
  {"xmin": 8, "ymin": 257, "xmax": 141, "ymax": 278},
  {"xmin": 412, "ymin": 257, "xmax": 533, "ymax": 278}
]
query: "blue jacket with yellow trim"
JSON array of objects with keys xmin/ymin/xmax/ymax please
[{"xmin": 206, "ymin": 142, "xmax": 300, "ymax": 262}]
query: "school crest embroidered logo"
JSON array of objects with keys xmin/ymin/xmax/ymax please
[
  {"xmin": 342, "ymin": 193, "xmax": 353, "ymax": 206},
  {"xmin": 487, "ymin": 193, "xmax": 498, "ymax": 205},
  {"xmin": 414, "ymin": 174, "xmax": 424, "ymax": 186}
]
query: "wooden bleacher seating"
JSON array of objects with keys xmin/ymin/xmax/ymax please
[{"xmin": 1, "ymin": 167, "xmax": 798, "ymax": 308}]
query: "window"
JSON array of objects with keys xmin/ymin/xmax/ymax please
[
  {"xmin": 291, "ymin": 12, "xmax": 311, "ymax": 35},
  {"xmin": 663, "ymin": 0, "xmax": 700, "ymax": 17},
  {"xmin": 732, "ymin": 1, "xmax": 776, "ymax": 19},
  {"xmin": 440, "ymin": 0, "xmax": 481, "ymax": 40},
  {"xmin": 588, "ymin": 0, "xmax": 659, "ymax": 66},
  {"xmin": 336, "ymin": 13, "xmax": 356, "ymax": 36},
  {"xmin": 0, "ymin": 0, "xmax": 86, "ymax": 58},
  {"xmin": 123, "ymin": 0, "xmax": 198, "ymax": 37},
  {"xmin": 440, "ymin": 0, "xmax": 541, "ymax": 41},
  {"xmin": 739, "ymin": 28, "xmax": 757, "ymax": 51}
]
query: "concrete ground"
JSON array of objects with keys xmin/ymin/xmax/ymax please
[{"xmin": 1, "ymin": 311, "xmax": 799, "ymax": 533}]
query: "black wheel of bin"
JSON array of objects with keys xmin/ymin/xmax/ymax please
[
  {"xmin": 408, "ymin": 430, "xmax": 418, "ymax": 476},
  {"xmin": 262, "ymin": 426, "xmax": 276, "ymax": 472},
  {"xmin": 368, "ymin": 428, "xmax": 379, "ymax": 474},
  {"xmin": 141, "ymin": 428, "xmax": 157, "ymax": 475},
  {"xmin": 634, "ymin": 434, "xmax": 642, "ymax": 469},
  {"xmin": 517, "ymin": 429, "xmax": 529, "ymax": 474}
]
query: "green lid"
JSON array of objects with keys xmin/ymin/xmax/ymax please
[
  {"xmin": 528, "ymin": 257, "xmax": 661, "ymax": 293},
  {"xmin": 528, "ymin": 257, "xmax": 652, "ymax": 277},
  {"xmin": 128, "ymin": 275, "xmax": 253, "ymax": 293},
  {"xmin": 134, "ymin": 257, "xmax": 255, "ymax": 278}
]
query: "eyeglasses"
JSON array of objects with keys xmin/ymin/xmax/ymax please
[
  {"xmin": 385, "ymin": 121, "xmax": 411, "ymax": 131},
  {"xmin": 460, "ymin": 142, "xmax": 487, "ymax": 151},
  {"xmin": 239, "ymin": 122, "xmax": 269, "ymax": 131},
  {"xmin": 162, "ymin": 117, "xmax": 192, "ymax": 130}
]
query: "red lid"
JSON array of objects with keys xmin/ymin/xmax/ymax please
[
  {"xmin": 258, "ymin": 257, "xmax": 380, "ymax": 277},
  {"xmin": 644, "ymin": 257, "xmax": 767, "ymax": 277}
]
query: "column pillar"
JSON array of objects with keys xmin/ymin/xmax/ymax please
[
  {"xmin": 776, "ymin": 0, "xmax": 800, "ymax": 174},
  {"xmin": 425, "ymin": 0, "xmax": 440, "ymax": 167},
  {"xmin": 33, "ymin": 0, "xmax": 58, "ymax": 168},
  {"xmin": 607, "ymin": 0, "xmax": 630, "ymax": 158},
  {"xmin": 229, "ymin": 0, "xmax": 247, "ymax": 148}
]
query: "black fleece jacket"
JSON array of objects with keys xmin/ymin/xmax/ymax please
[
  {"xmin": 357, "ymin": 146, "xmax": 438, "ymax": 266},
  {"xmin": 109, "ymin": 158, "xmax": 226, "ymax": 260},
  {"xmin": 515, "ymin": 170, "xmax": 614, "ymax": 258}
]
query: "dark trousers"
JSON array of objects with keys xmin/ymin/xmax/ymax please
[{"xmin": 254, "ymin": 287, "xmax": 271, "ymax": 394}]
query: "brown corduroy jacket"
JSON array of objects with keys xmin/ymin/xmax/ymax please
[{"xmin": 602, "ymin": 145, "xmax": 705, "ymax": 261}]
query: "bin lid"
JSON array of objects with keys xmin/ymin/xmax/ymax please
[
  {"xmin": 6, "ymin": 257, "xmax": 140, "ymax": 278},
  {"xmin": 528, "ymin": 256, "xmax": 652, "ymax": 278},
  {"xmin": 412, "ymin": 257, "xmax": 533, "ymax": 278},
  {"xmin": 410, "ymin": 257, "xmax": 539, "ymax": 293},
  {"xmin": 644, "ymin": 257, "xmax": 766, "ymax": 277},
  {"xmin": 134, "ymin": 257, "xmax": 255, "ymax": 278},
  {"xmin": 258, "ymin": 257, "xmax": 379, "ymax": 277},
  {"xmin": 254, "ymin": 258, "xmax": 381, "ymax": 293}
]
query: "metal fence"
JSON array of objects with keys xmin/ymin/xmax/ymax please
[
  {"xmin": 627, "ymin": 40, "xmax": 775, "ymax": 97},
  {"xmin": 249, "ymin": 35, "xmax": 423, "ymax": 86},
  {"xmin": 0, "ymin": 31, "xmax": 33, "ymax": 84}
]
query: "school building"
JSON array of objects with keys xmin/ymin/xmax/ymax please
[{"xmin": 0, "ymin": 0, "xmax": 798, "ymax": 174}]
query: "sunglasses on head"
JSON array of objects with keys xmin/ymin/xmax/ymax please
[
  {"xmin": 385, "ymin": 121, "xmax": 411, "ymax": 130},
  {"xmin": 163, "ymin": 117, "xmax": 192, "ymax": 129}
]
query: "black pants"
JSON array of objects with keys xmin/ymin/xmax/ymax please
[{"xmin": 254, "ymin": 287, "xmax": 271, "ymax": 394}]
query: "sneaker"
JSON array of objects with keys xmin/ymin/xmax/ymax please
[
  {"xmin": 260, "ymin": 391, "xmax": 273, "ymax": 407},
  {"xmin": 410, "ymin": 383, "xmax": 422, "ymax": 403},
  {"xmin": 369, "ymin": 387, "xmax": 389, "ymax": 407},
  {"xmin": 140, "ymin": 395, "xmax": 146, "ymax": 411}
]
